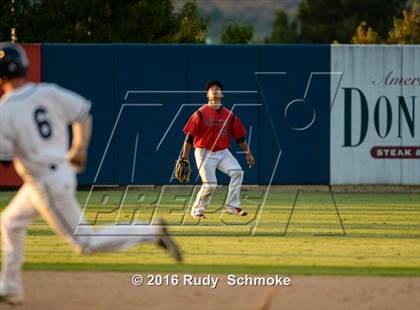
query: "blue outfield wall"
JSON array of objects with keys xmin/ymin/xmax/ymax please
[{"xmin": 41, "ymin": 44, "xmax": 331, "ymax": 185}]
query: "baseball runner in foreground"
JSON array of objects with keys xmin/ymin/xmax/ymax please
[
  {"xmin": 0, "ymin": 43, "xmax": 182, "ymax": 305},
  {"xmin": 175, "ymin": 80, "xmax": 255, "ymax": 219}
]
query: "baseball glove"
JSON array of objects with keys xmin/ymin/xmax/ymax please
[{"xmin": 175, "ymin": 158, "xmax": 191, "ymax": 183}]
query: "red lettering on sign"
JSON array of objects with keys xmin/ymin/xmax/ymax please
[{"xmin": 371, "ymin": 146, "xmax": 420, "ymax": 159}]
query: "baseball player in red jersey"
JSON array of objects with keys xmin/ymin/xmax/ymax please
[{"xmin": 181, "ymin": 80, "xmax": 256, "ymax": 219}]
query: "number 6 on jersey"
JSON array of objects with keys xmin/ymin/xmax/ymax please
[{"xmin": 33, "ymin": 106, "xmax": 52, "ymax": 139}]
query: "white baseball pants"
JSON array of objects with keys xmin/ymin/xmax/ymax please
[
  {"xmin": 193, "ymin": 148, "xmax": 243, "ymax": 211},
  {"xmin": 0, "ymin": 163, "xmax": 158, "ymax": 296}
]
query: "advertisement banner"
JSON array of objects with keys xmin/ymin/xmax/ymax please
[{"xmin": 331, "ymin": 45, "xmax": 420, "ymax": 184}]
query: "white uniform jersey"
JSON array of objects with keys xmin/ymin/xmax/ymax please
[
  {"xmin": 0, "ymin": 82, "xmax": 91, "ymax": 181},
  {"xmin": 0, "ymin": 82, "xmax": 167, "ymax": 299}
]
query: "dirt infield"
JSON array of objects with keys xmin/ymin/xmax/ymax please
[{"xmin": 2, "ymin": 272, "xmax": 419, "ymax": 310}]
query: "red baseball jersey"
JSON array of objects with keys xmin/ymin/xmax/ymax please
[{"xmin": 183, "ymin": 104, "xmax": 246, "ymax": 151}]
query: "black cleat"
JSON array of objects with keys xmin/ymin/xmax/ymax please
[
  {"xmin": 156, "ymin": 219, "xmax": 183, "ymax": 262},
  {"xmin": 0, "ymin": 294, "xmax": 23, "ymax": 305}
]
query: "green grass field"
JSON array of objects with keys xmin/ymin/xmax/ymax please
[{"xmin": 1, "ymin": 188, "xmax": 419, "ymax": 276}]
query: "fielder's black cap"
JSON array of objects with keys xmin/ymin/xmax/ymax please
[{"xmin": 206, "ymin": 80, "xmax": 224, "ymax": 91}]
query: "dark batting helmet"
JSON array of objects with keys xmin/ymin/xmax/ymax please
[{"xmin": 0, "ymin": 43, "xmax": 29, "ymax": 79}]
